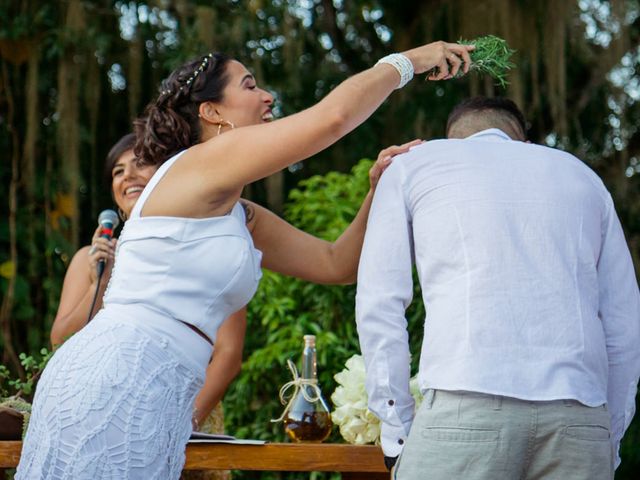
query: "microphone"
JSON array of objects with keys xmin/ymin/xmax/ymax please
[{"xmin": 96, "ymin": 209, "xmax": 120, "ymax": 277}]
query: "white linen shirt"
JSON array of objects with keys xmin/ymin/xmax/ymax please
[{"xmin": 356, "ymin": 129, "xmax": 640, "ymax": 464}]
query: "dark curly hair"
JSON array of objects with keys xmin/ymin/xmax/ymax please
[{"xmin": 134, "ymin": 52, "xmax": 232, "ymax": 167}]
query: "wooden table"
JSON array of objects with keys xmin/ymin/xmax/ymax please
[{"xmin": 0, "ymin": 441, "xmax": 388, "ymax": 479}]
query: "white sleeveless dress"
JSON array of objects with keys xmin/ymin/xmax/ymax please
[{"xmin": 16, "ymin": 151, "xmax": 262, "ymax": 480}]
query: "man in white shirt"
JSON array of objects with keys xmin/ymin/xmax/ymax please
[{"xmin": 356, "ymin": 97, "xmax": 640, "ymax": 479}]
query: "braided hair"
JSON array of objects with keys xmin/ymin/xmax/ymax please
[{"xmin": 134, "ymin": 52, "xmax": 232, "ymax": 167}]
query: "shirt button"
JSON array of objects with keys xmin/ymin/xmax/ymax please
[
  {"xmin": 388, "ymin": 399, "xmax": 395, "ymax": 406},
  {"xmin": 398, "ymin": 439, "xmax": 404, "ymax": 445}
]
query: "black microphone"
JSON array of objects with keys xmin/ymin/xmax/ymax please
[{"xmin": 96, "ymin": 209, "xmax": 120, "ymax": 277}]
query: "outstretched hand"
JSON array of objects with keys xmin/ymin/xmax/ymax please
[
  {"xmin": 403, "ymin": 41, "xmax": 475, "ymax": 81},
  {"xmin": 369, "ymin": 139, "xmax": 423, "ymax": 191}
]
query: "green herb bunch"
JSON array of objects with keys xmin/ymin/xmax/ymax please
[
  {"xmin": 463, "ymin": 35, "xmax": 516, "ymax": 88},
  {"xmin": 428, "ymin": 35, "xmax": 515, "ymax": 88}
]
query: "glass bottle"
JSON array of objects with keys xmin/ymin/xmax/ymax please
[{"xmin": 283, "ymin": 335, "xmax": 333, "ymax": 442}]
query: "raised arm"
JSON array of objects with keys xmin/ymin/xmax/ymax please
[
  {"xmin": 50, "ymin": 227, "xmax": 116, "ymax": 347},
  {"xmin": 198, "ymin": 42, "xmax": 471, "ymax": 191},
  {"xmin": 136, "ymin": 42, "xmax": 472, "ymax": 221}
]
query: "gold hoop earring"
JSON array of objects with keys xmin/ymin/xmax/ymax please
[
  {"xmin": 216, "ymin": 119, "xmax": 235, "ymax": 136},
  {"xmin": 118, "ymin": 208, "xmax": 128, "ymax": 222}
]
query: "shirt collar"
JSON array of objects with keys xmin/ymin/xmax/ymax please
[{"xmin": 465, "ymin": 128, "xmax": 512, "ymax": 142}]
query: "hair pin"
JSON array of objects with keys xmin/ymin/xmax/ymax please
[{"xmin": 179, "ymin": 53, "xmax": 214, "ymax": 92}]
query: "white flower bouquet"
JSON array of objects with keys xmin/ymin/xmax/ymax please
[{"xmin": 330, "ymin": 354, "xmax": 423, "ymax": 445}]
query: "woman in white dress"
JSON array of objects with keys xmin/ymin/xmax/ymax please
[
  {"xmin": 16, "ymin": 41, "xmax": 473, "ymax": 479},
  {"xmin": 48, "ymin": 133, "xmax": 243, "ymax": 480}
]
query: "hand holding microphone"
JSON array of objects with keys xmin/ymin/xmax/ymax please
[{"xmin": 88, "ymin": 209, "xmax": 120, "ymax": 281}]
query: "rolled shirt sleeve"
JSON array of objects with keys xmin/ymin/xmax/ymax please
[
  {"xmin": 598, "ymin": 195, "xmax": 640, "ymax": 468},
  {"xmin": 356, "ymin": 160, "xmax": 416, "ymax": 457}
]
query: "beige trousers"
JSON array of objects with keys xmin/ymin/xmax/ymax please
[{"xmin": 394, "ymin": 390, "xmax": 613, "ymax": 480}]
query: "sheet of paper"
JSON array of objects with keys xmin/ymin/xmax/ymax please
[{"xmin": 189, "ymin": 432, "xmax": 266, "ymax": 445}]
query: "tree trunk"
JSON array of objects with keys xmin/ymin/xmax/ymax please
[
  {"xmin": 44, "ymin": 148, "xmax": 56, "ymax": 336},
  {"xmin": 22, "ymin": 44, "xmax": 42, "ymax": 342},
  {"xmin": 0, "ymin": 60, "xmax": 24, "ymax": 377},
  {"xmin": 543, "ymin": 0, "xmax": 569, "ymax": 137},
  {"xmin": 56, "ymin": 0, "xmax": 85, "ymax": 250},
  {"xmin": 86, "ymin": 52, "xmax": 101, "ymax": 219},
  {"xmin": 128, "ymin": 33, "xmax": 143, "ymax": 122}
]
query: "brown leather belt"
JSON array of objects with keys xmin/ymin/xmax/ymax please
[{"xmin": 179, "ymin": 320, "xmax": 213, "ymax": 346}]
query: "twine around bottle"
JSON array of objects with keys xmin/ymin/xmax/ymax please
[{"xmin": 271, "ymin": 359, "xmax": 324, "ymax": 423}]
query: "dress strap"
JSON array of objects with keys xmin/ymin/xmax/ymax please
[
  {"xmin": 129, "ymin": 150, "xmax": 187, "ymax": 219},
  {"xmin": 230, "ymin": 201, "xmax": 246, "ymax": 222}
]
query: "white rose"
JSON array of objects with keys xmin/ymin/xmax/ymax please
[{"xmin": 332, "ymin": 353, "xmax": 421, "ymax": 445}]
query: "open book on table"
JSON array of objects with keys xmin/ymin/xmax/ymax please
[{"xmin": 189, "ymin": 431, "xmax": 266, "ymax": 445}]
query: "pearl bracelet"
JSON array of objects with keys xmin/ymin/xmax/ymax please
[{"xmin": 375, "ymin": 53, "xmax": 414, "ymax": 89}]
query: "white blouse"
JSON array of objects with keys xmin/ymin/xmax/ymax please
[{"xmin": 104, "ymin": 151, "xmax": 262, "ymax": 343}]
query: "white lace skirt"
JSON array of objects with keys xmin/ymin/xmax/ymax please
[{"xmin": 16, "ymin": 304, "xmax": 212, "ymax": 480}]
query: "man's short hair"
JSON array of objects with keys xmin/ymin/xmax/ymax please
[{"xmin": 446, "ymin": 96, "xmax": 527, "ymax": 140}]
